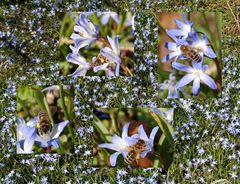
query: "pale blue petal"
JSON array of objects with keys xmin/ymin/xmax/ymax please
[
  {"xmin": 49, "ymin": 139, "xmax": 60, "ymax": 148},
  {"xmin": 172, "ymin": 62, "xmax": 193, "ymax": 72},
  {"xmin": 138, "ymin": 125, "xmax": 148, "ymax": 141},
  {"xmin": 124, "ymin": 137, "xmax": 138, "ymax": 146},
  {"xmin": 121, "ymin": 122, "xmax": 130, "ymax": 139},
  {"xmin": 111, "ymin": 14, "xmax": 120, "ymax": 24},
  {"xmin": 164, "ymin": 42, "xmax": 177, "ymax": 51},
  {"xmin": 66, "ymin": 54, "xmax": 87, "ymax": 65},
  {"xmin": 166, "ymin": 29, "xmax": 185, "ymax": 36},
  {"xmin": 202, "ymin": 64, "xmax": 208, "ymax": 72},
  {"xmin": 205, "ymin": 47, "xmax": 216, "ymax": 58},
  {"xmin": 115, "ymin": 63, "xmax": 120, "ymax": 76},
  {"xmin": 98, "ymin": 143, "xmax": 121, "ymax": 152},
  {"xmin": 111, "ymin": 134, "xmax": 124, "ymax": 145},
  {"xmin": 200, "ymin": 73, "xmax": 217, "ymax": 89},
  {"xmin": 69, "ymin": 67, "xmax": 88, "ymax": 77},
  {"xmin": 176, "ymin": 74, "xmax": 195, "ymax": 88},
  {"xmin": 175, "ymin": 19, "xmax": 189, "ymax": 31},
  {"xmin": 101, "ymin": 47, "xmax": 120, "ymax": 62},
  {"xmin": 108, "ymin": 68, "xmax": 115, "ymax": 76},
  {"xmin": 23, "ymin": 128, "xmax": 36, "ymax": 153},
  {"xmin": 149, "ymin": 127, "xmax": 159, "ymax": 143},
  {"xmin": 192, "ymin": 77, "xmax": 200, "ymax": 96},
  {"xmin": 52, "ymin": 120, "xmax": 69, "ymax": 139},
  {"xmin": 93, "ymin": 63, "xmax": 109, "ymax": 72},
  {"xmin": 101, "ymin": 14, "xmax": 110, "ymax": 25},
  {"xmin": 27, "ymin": 117, "xmax": 38, "ymax": 127},
  {"xmin": 162, "ymin": 52, "xmax": 179, "ymax": 63},
  {"xmin": 110, "ymin": 152, "xmax": 121, "ymax": 166}
]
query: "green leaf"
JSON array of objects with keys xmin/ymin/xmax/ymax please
[
  {"xmin": 93, "ymin": 116, "xmax": 112, "ymax": 142},
  {"xmin": 150, "ymin": 111, "xmax": 174, "ymax": 146}
]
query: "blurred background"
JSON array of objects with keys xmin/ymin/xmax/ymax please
[
  {"xmin": 93, "ymin": 108, "xmax": 174, "ymax": 169},
  {"xmin": 59, "ymin": 12, "xmax": 134, "ymax": 76},
  {"xmin": 157, "ymin": 12, "xmax": 222, "ymax": 98},
  {"xmin": 17, "ymin": 85, "xmax": 74, "ymax": 153}
]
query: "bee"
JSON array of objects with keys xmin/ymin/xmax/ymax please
[
  {"xmin": 124, "ymin": 139, "xmax": 147, "ymax": 166},
  {"xmin": 180, "ymin": 45, "xmax": 202, "ymax": 63},
  {"xmin": 91, "ymin": 53, "xmax": 109, "ymax": 68},
  {"xmin": 37, "ymin": 111, "xmax": 52, "ymax": 137}
]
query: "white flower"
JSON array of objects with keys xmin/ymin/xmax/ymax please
[
  {"xmin": 66, "ymin": 53, "xmax": 91, "ymax": 77},
  {"xmin": 98, "ymin": 123, "xmax": 136, "ymax": 166}
]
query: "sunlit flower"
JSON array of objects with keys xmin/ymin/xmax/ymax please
[
  {"xmin": 98, "ymin": 123, "xmax": 136, "ymax": 166},
  {"xmin": 172, "ymin": 61, "xmax": 217, "ymax": 95},
  {"xmin": 166, "ymin": 13, "xmax": 194, "ymax": 41},
  {"xmin": 27, "ymin": 117, "xmax": 69, "ymax": 148},
  {"xmin": 127, "ymin": 125, "xmax": 159, "ymax": 158},
  {"xmin": 93, "ymin": 36, "xmax": 121, "ymax": 76},
  {"xmin": 189, "ymin": 33, "xmax": 217, "ymax": 59},
  {"xmin": 162, "ymin": 41, "xmax": 182, "ymax": 63},
  {"xmin": 66, "ymin": 53, "xmax": 91, "ymax": 77},
  {"xmin": 70, "ymin": 14, "xmax": 98, "ymax": 53},
  {"xmin": 17, "ymin": 118, "xmax": 36, "ymax": 154},
  {"xmin": 97, "ymin": 12, "xmax": 120, "ymax": 25}
]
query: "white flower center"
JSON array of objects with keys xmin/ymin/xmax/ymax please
[
  {"xmin": 193, "ymin": 69, "xmax": 203, "ymax": 78},
  {"xmin": 193, "ymin": 40, "xmax": 207, "ymax": 53}
]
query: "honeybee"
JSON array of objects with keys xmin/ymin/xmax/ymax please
[
  {"xmin": 124, "ymin": 139, "xmax": 147, "ymax": 166},
  {"xmin": 91, "ymin": 53, "xmax": 109, "ymax": 67},
  {"xmin": 37, "ymin": 111, "xmax": 52, "ymax": 137},
  {"xmin": 180, "ymin": 45, "xmax": 201, "ymax": 63}
]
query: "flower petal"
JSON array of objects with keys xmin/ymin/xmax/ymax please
[
  {"xmin": 205, "ymin": 47, "xmax": 216, "ymax": 58},
  {"xmin": 192, "ymin": 77, "xmax": 200, "ymax": 96},
  {"xmin": 124, "ymin": 137, "xmax": 138, "ymax": 146},
  {"xmin": 49, "ymin": 139, "xmax": 60, "ymax": 148},
  {"xmin": 200, "ymin": 73, "xmax": 217, "ymax": 89},
  {"xmin": 149, "ymin": 127, "xmax": 159, "ymax": 143},
  {"xmin": 121, "ymin": 122, "xmax": 130, "ymax": 139},
  {"xmin": 101, "ymin": 14, "xmax": 110, "ymax": 25},
  {"xmin": 172, "ymin": 62, "xmax": 193, "ymax": 72},
  {"xmin": 162, "ymin": 52, "xmax": 179, "ymax": 63},
  {"xmin": 98, "ymin": 143, "xmax": 121, "ymax": 152},
  {"xmin": 164, "ymin": 42, "xmax": 177, "ymax": 51},
  {"xmin": 23, "ymin": 128, "xmax": 36, "ymax": 153},
  {"xmin": 176, "ymin": 74, "xmax": 195, "ymax": 88},
  {"xmin": 66, "ymin": 53, "xmax": 88, "ymax": 66},
  {"xmin": 93, "ymin": 63, "xmax": 109, "ymax": 72},
  {"xmin": 51, "ymin": 120, "xmax": 69, "ymax": 139},
  {"xmin": 109, "ymin": 152, "xmax": 121, "ymax": 166},
  {"xmin": 111, "ymin": 13, "xmax": 120, "ymax": 24},
  {"xmin": 174, "ymin": 19, "xmax": 190, "ymax": 33},
  {"xmin": 138, "ymin": 125, "xmax": 148, "ymax": 141},
  {"xmin": 41, "ymin": 85, "xmax": 59, "ymax": 93}
]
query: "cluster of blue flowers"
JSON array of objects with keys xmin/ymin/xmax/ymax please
[
  {"xmin": 66, "ymin": 13, "xmax": 128, "ymax": 77},
  {"xmin": 162, "ymin": 13, "xmax": 218, "ymax": 97}
]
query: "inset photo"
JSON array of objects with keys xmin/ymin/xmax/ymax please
[
  {"xmin": 93, "ymin": 108, "xmax": 174, "ymax": 169},
  {"xmin": 60, "ymin": 12, "xmax": 134, "ymax": 77},
  {"xmin": 17, "ymin": 85, "xmax": 74, "ymax": 154},
  {"xmin": 157, "ymin": 12, "xmax": 222, "ymax": 98}
]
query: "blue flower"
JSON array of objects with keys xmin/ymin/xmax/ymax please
[
  {"xmin": 93, "ymin": 36, "xmax": 121, "ymax": 76},
  {"xmin": 97, "ymin": 12, "xmax": 120, "ymax": 25},
  {"xmin": 172, "ymin": 61, "xmax": 217, "ymax": 95},
  {"xmin": 17, "ymin": 118, "xmax": 36, "ymax": 154},
  {"xmin": 159, "ymin": 73, "xmax": 181, "ymax": 98},
  {"xmin": 66, "ymin": 53, "xmax": 91, "ymax": 77},
  {"xmin": 166, "ymin": 13, "xmax": 194, "ymax": 41},
  {"xmin": 188, "ymin": 33, "xmax": 217, "ymax": 59},
  {"xmin": 30, "ymin": 117, "xmax": 69, "ymax": 148},
  {"xmin": 20, "ymin": 116, "xmax": 70, "ymax": 149},
  {"xmin": 70, "ymin": 14, "xmax": 98, "ymax": 53}
]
